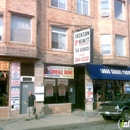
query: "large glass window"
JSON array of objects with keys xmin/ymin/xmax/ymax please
[
  {"xmin": 101, "ymin": 34, "xmax": 111, "ymax": 55},
  {"xmin": 52, "ymin": 27, "xmax": 67, "ymax": 50},
  {"xmin": 11, "ymin": 15, "xmax": 31, "ymax": 43},
  {"xmin": 0, "ymin": 71, "xmax": 9, "ymax": 107},
  {"xmin": 115, "ymin": 35, "xmax": 125, "ymax": 56},
  {"xmin": 114, "ymin": 0, "xmax": 124, "ymax": 20},
  {"xmin": 77, "ymin": 0, "xmax": 89, "ymax": 15},
  {"xmin": 51, "ymin": 0, "xmax": 66, "ymax": 9},
  {"xmin": 44, "ymin": 79, "xmax": 69, "ymax": 104},
  {"xmin": 0, "ymin": 15, "xmax": 3, "ymax": 41}
]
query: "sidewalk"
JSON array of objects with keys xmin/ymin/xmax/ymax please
[{"xmin": 0, "ymin": 110, "xmax": 102, "ymax": 130}]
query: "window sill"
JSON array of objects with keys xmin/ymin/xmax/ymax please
[
  {"xmin": 10, "ymin": 41, "xmax": 32, "ymax": 45},
  {"xmin": 74, "ymin": 12, "xmax": 94, "ymax": 19},
  {"xmin": 48, "ymin": 48, "xmax": 72, "ymax": 53},
  {"xmin": 116, "ymin": 55, "xmax": 127, "ymax": 57},
  {"xmin": 101, "ymin": 54, "xmax": 112, "ymax": 56},
  {"xmin": 114, "ymin": 18, "xmax": 126, "ymax": 22},
  {"xmin": 48, "ymin": 5, "xmax": 72, "ymax": 13}
]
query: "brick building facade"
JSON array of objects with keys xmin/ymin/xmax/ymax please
[{"xmin": 0, "ymin": 0, "xmax": 130, "ymax": 117}]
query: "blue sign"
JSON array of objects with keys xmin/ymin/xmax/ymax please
[{"xmin": 86, "ymin": 64, "xmax": 130, "ymax": 80}]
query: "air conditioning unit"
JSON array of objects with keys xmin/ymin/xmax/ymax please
[{"xmin": 101, "ymin": 12, "xmax": 109, "ymax": 17}]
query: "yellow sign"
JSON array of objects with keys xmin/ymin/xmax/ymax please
[{"xmin": 0, "ymin": 61, "xmax": 9, "ymax": 71}]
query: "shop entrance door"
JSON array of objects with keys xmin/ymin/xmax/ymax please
[{"xmin": 20, "ymin": 82, "xmax": 34, "ymax": 114}]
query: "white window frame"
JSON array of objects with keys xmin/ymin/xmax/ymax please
[
  {"xmin": 100, "ymin": 0, "xmax": 110, "ymax": 17},
  {"xmin": 0, "ymin": 14, "xmax": 3, "ymax": 41},
  {"xmin": 10, "ymin": 15, "xmax": 32, "ymax": 44},
  {"xmin": 51, "ymin": 0, "xmax": 67, "ymax": 10},
  {"xmin": 51, "ymin": 27, "xmax": 67, "ymax": 51},
  {"xmin": 77, "ymin": 0, "xmax": 89, "ymax": 16},
  {"xmin": 115, "ymin": 35, "xmax": 125, "ymax": 56},
  {"xmin": 114, "ymin": 0, "xmax": 124, "ymax": 20},
  {"xmin": 101, "ymin": 34, "xmax": 111, "ymax": 55}
]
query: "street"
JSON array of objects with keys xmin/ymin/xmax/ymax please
[{"xmin": 28, "ymin": 119, "xmax": 120, "ymax": 130}]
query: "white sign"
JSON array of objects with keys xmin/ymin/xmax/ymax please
[
  {"xmin": 35, "ymin": 86, "xmax": 44, "ymax": 93},
  {"xmin": 36, "ymin": 94, "xmax": 44, "ymax": 101},
  {"xmin": 74, "ymin": 29, "xmax": 91, "ymax": 64},
  {"xmin": 11, "ymin": 62, "xmax": 20, "ymax": 110}
]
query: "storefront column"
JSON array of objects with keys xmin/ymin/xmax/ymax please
[
  {"xmin": 85, "ymin": 68, "xmax": 93, "ymax": 111},
  {"xmin": 34, "ymin": 62, "xmax": 44, "ymax": 115}
]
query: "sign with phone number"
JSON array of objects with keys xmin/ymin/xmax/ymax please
[{"xmin": 75, "ymin": 56, "xmax": 89, "ymax": 63}]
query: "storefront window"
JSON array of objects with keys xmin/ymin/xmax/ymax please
[
  {"xmin": 93, "ymin": 80, "xmax": 125, "ymax": 102},
  {"xmin": 0, "ymin": 71, "xmax": 8, "ymax": 106},
  {"xmin": 44, "ymin": 79, "xmax": 69, "ymax": 104}
]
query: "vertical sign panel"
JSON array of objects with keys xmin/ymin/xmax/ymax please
[
  {"xmin": 74, "ymin": 28, "xmax": 92, "ymax": 64},
  {"xmin": 11, "ymin": 62, "xmax": 20, "ymax": 110}
]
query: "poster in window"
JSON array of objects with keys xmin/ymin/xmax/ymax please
[
  {"xmin": 45, "ymin": 79, "xmax": 55, "ymax": 97},
  {"xmin": 59, "ymin": 83, "xmax": 66, "ymax": 96},
  {"xmin": 45, "ymin": 83, "xmax": 53, "ymax": 97},
  {"xmin": 86, "ymin": 82, "xmax": 93, "ymax": 102},
  {"xmin": 58, "ymin": 79, "xmax": 68, "ymax": 96}
]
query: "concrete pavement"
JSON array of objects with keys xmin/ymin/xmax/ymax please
[{"xmin": 0, "ymin": 110, "xmax": 104, "ymax": 130}]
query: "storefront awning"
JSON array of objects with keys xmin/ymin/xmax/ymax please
[{"xmin": 86, "ymin": 64, "xmax": 130, "ymax": 80}]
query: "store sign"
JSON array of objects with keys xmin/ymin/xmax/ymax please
[
  {"xmin": 44, "ymin": 66, "xmax": 74, "ymax": 79},
  {"xmin": 11, "ymin": 62, "xmax": 20, "ymax": 110},
  {"xmin": 74, "ymin": 29, "xmax": 91, "ymax": 64},
  {"xmin": 87, "ymin": 64, "xmax": 130, "ymax": 80},
  {"xmin": 0, "ymin": 61, "xmax": 9, "ymax": 71}
]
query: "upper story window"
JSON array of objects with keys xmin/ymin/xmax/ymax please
[
  {"xmin": 101, "ymin": 34, "xmax": 111, "ymax": 55},
  {"xmin": 115, "ymin": 35, "xmax": 125, "ymax": 56},
  {"xmin": 0, "ymin": 15, "xmax": 3, "ymax": 41},
  {"xmin": 52, "ymin": 27, "xmax": 67, "ymax": 50},
  {"xmin": 114, "ymin": 0, "xmax": 124, "ymax": 20},
  {"xmin": 100, "ymin": 0, "xmax": 109, "ymax": 17},
  {"xmin": 51, "ymin": 0, "xmax": 66, "ymax": 9},
  {"xmin": 11, "ymin": 15, "xmax": 31, "ymax": 43},
  {"xmin": 77, "ymin": 0, "xmax": 89, "ymax": 16}
]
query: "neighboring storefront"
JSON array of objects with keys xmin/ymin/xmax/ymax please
[
  {"xmin": 86, "ymin": 64, "xmax": 130, "ymax": 110},
  {"xmin": 0, "ymin": 60, "xmax": 36, "ymax": 117},
  {"xmin": 0, "ymin": 61, "xmax": 21, "ymax": 117},
  {"xmin": 0, "ymin": 61, "xmax": 9, "ymax": 117}
]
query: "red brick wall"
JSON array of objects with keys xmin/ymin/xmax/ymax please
[
  {"xmin": 39, "ymin": 0, "xmax": 130, "ymax": 66},
  {"xmin": 0, "ymin": 0, "xmax": 39, "ymax": 59}
]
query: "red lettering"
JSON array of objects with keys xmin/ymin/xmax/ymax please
[
  {"xmin": 51, "ymin": 70, "xmax": 63, "ymax": 75},
  {"xmin": 64, "ymin": 70, "xmax": 72, "ymax": 75}
]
